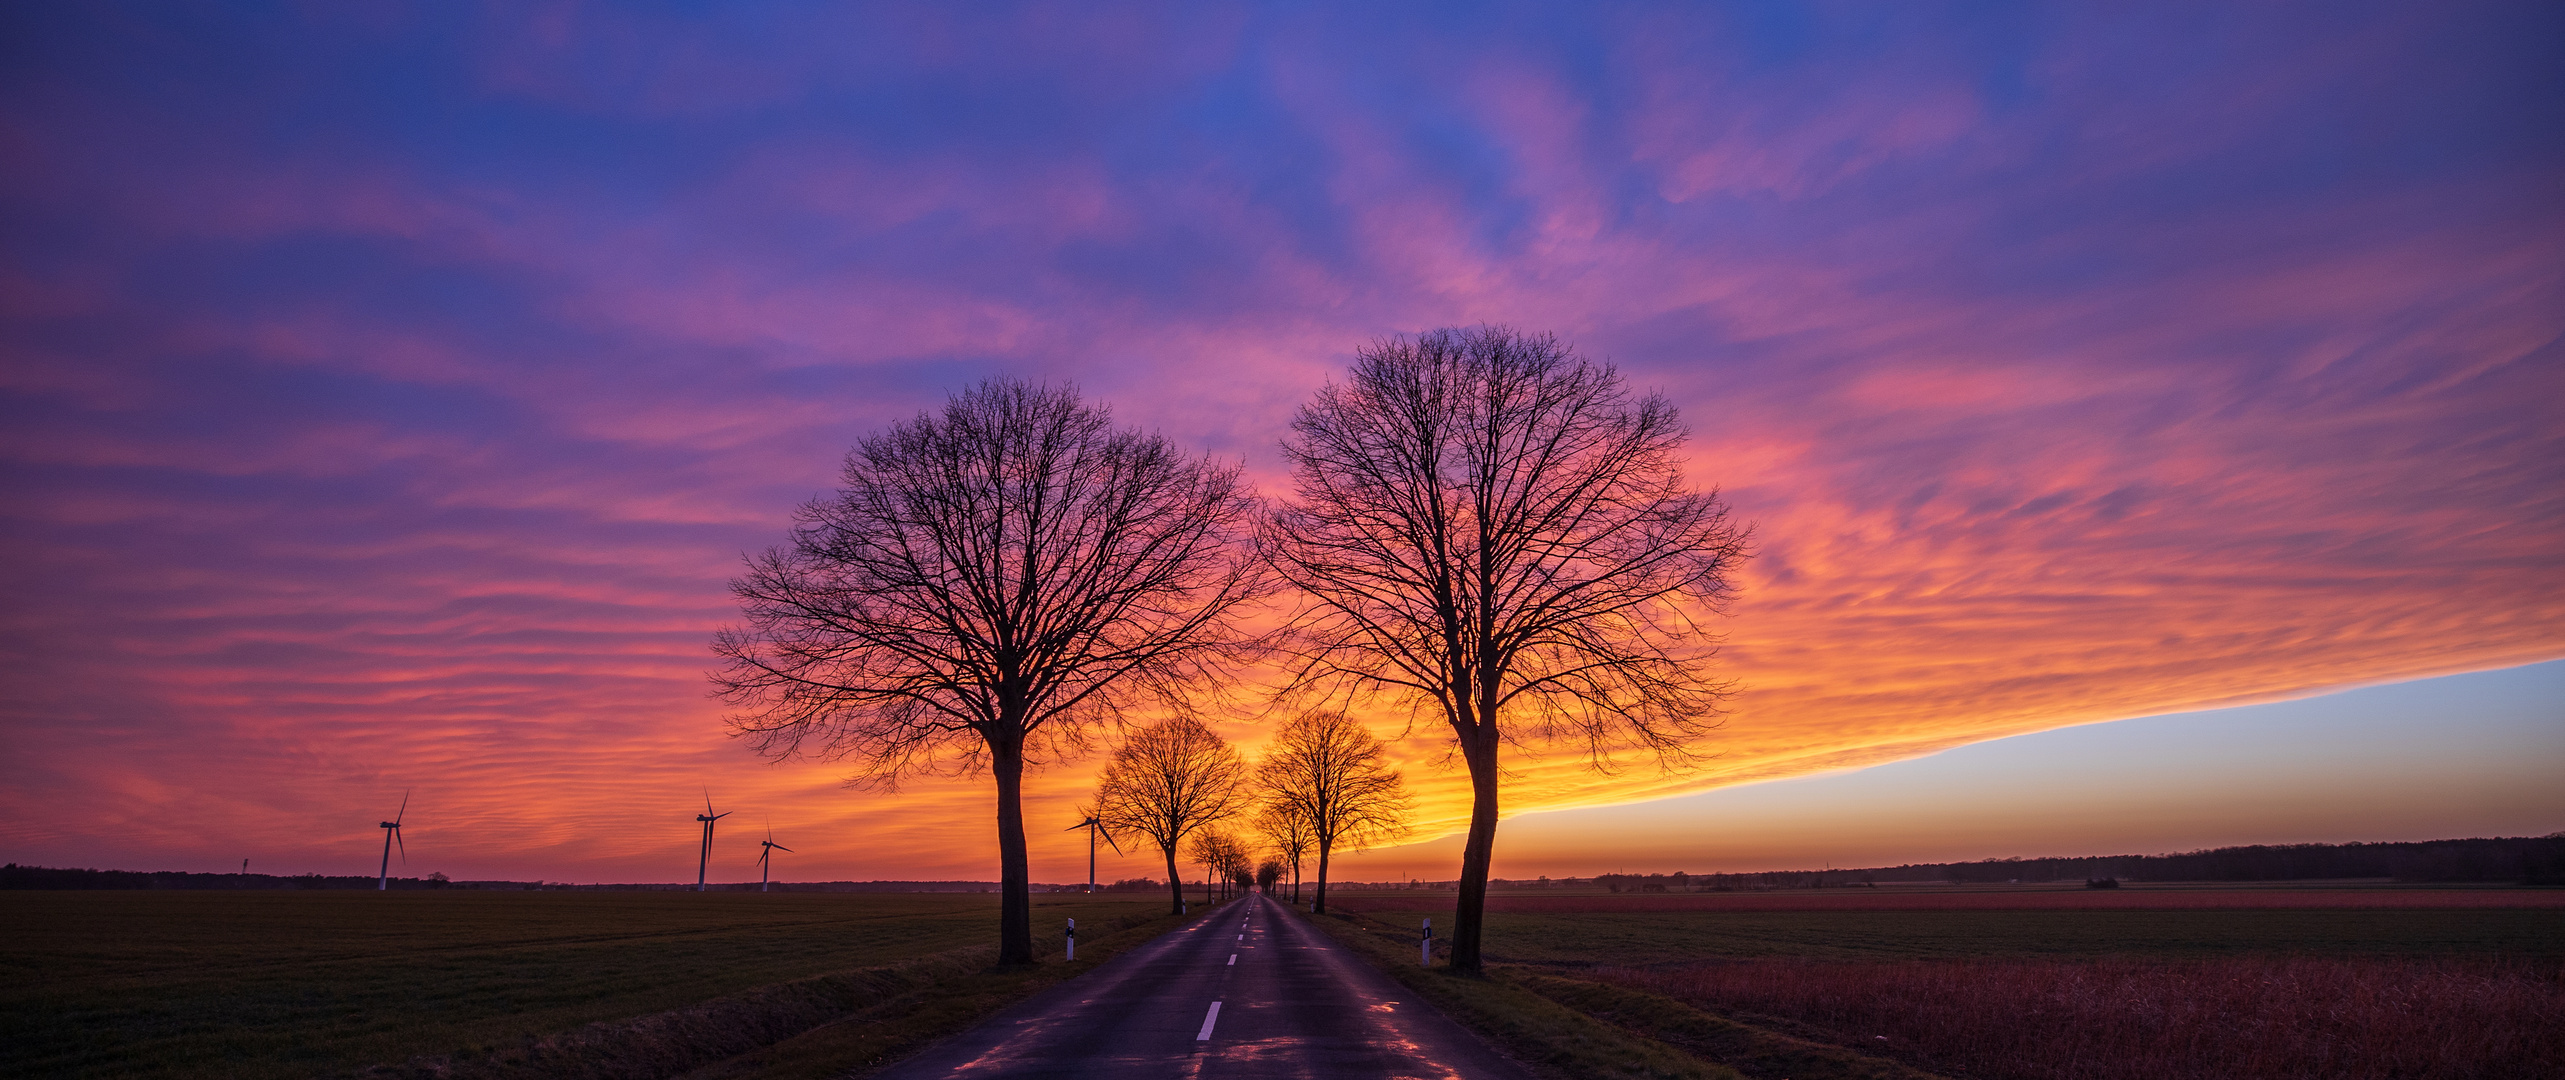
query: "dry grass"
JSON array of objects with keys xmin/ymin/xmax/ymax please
[
  {"xmin": 1593, "ymin": 955, "xmax": 2565, "ymax": 1080},
  {"xmin": 1326, "ymin": 890, "xmax": 2565, "ymax": 1078}
]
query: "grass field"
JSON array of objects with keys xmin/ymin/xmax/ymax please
[
  {"xmin": 1335, "ymin": 890, "xmax": 2565, "ymax": 965},
  {"xmin": 1599, "ymin": 955, "xmax": 2562, "ymax": 1080},
  {"xmin": 15, "ymin": 886, "xmax": 2557, "ymax": 1080},
  {"xmin": 1316, "ymin": 885, "xmax": 2565, "ymax": 1080},
  {"xmin": 0, "ymin": 890, "xmax": 1180, "ymax": 1080},
  {"xmin": 1346, "ymin": 883, "xmax": 2565, "ymax": 912}
]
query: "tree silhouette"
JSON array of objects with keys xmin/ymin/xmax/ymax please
[
  {"xmin": 1190, "ymin": 828, "xmax": 1252, "ymax": 902},
  {"xmin": 1266, "ymin": 327, "xmax": 1748, "ymax": 973},
  {"xmin": 1094, "ymin": 716, "xmax": 1249, "ymax": 915},
  {"xmin": 1255, "ymin": 797, "xmax": 1316, "ymax": 903},
  {"xmin": 713, "ymin": 379, "xmax": 1264, "ymax": 965},
  {"xmin": 1256, "ymin": 711, "xmax": 1412, "ymax": 915}
]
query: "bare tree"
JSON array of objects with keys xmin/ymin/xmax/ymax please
[
  {"xmin": 1188, "ymin": 827, "xmax": 1251, "ymax": 903},
  {"xmin": 1095, "ymin": 716, "xmax": 1248, "ymax": 914},
  {"xmin": 1265, "ymin": 327, "xmax": 1748, "ymax": 973},
  {"xmin": 713, "ymin": 380, "xmax": 1264, "ymax": 965},
  {"xmin": 1220, "ymin": 830, "xmax": 1256, "ymax": 899},
  {"xmin": 1254, "ymin": 799, "xmax": 1316, "ymax": 903},
  {"xmin": 1256, "ymin": 711, "xmax": 1414, "ymax": 915},
  {"xmin": 1256, "ymin": 857, "xmax": 1284, "ymax": 893}
]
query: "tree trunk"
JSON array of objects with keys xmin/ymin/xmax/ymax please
[
  {"xmin": 1164, "ymin": 845, "xmax": 1185, "ymax": 916},
  {"xmin": 1449, "ymin": 731, "xmax": 1500, "ymax": 974},
  {"xmin": 992, "ymin": 734, "xmax": 1033, "ymax": 966},
  {"xmin": 1313, "ymin": 837, "xmax": 1333, "ymax": 914}
]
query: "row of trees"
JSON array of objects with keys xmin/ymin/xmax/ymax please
[
  {"xmin": 712, "ymin": 326, "xmax": 1748, "ymax": 972},
  {"xmin": 1094, "ymin": 710, "xmax": 1412, "ymax": 918}
]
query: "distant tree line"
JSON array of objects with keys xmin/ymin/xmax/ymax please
[
  {"xmin": 1455, "ymin": 837, "xmax": 2564, "ymax": 891},
  {"xmin": 31, "ymin": 834, "xmax": 2553, "ymax": 893},
  {"xmin": 1183, "ymin": 836, "xmax": 2565, "ymax": 892},
  {"xmin": 1856, "ymin": 836, "xmax": 2565, "ymax": 886},
  {"xmin": 1, "ymin": 866, "xmax": 471, "ymax": 890}
]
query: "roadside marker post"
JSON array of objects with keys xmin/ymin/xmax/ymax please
[
  {"xmin": 1066, "ymin": 917, "xmax": 1075, "ymax": 961},
  {"xmin": 1421, "ymin": 917, "xmax": 1432, "ymax": 967}
]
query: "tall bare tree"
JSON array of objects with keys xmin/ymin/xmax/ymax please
[
  {"xmin": 1265, "ymin": 327, "xmax": 1748, "ymax": 973},
  {"xmin": 1256, "ymin": 711, "xmax": 1414, "ymax": 915},
  {"xmin": 713, "ymin": 380, "xmax": 1263, "ymax": 965},
  {"xmin": 1094, "ymin": 716, "xmax": 1248, "ymax": 914},
  {"xmin": 1254, "ymin": 798, "xmax": 1316, "ymax": 903}
]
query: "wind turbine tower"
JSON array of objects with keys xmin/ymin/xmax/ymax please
[
  {"xmin": 378, "ymin": 790, "xmax": 408, "ymax": 891},
  {"xmin": 758, "ymin": 828, "xmax": 791, "ymax": 892},
  {"xmin": 1065, "ymin": 812, "xmax": 1118, "ymax": 893},
  {"xmin": 695, "ymin": 791, "xmax": 731, "ymax": 892}
]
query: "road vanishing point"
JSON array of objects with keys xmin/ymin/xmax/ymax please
[{"xmin": 878, "ymin": 891, "xmax": 1536, "ymax": 1079}]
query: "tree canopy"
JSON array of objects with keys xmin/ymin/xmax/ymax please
[
  {"xmin": 713, "ymin": 379, "xmax": 1264, "ymax": 963},
  {"xmin": 1265, "ymin": 326, "xmax": 1747, "ymax": 971}
]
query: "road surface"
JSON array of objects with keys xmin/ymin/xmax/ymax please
[{"xmin": 875, "ymin": 891, "xmax": 1537, "ymax": 1079}]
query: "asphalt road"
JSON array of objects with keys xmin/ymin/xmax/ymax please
[{"xmin": 875, "ymin": 891, "xmax": 1537, "ymax": 1079}]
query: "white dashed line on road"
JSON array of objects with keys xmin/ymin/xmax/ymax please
[
  {"xmin": 1228, "ymin": 953, "xmax": 1236, "ymax": 965},
  {"xmin": 1196, "ymin": 1001, "xmax": 1222, "ymax": 1041}
]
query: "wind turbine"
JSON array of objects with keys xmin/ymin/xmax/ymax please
[
  {"xmin": 377, "ymin": 790, "xmax": 408, "ymax": 891},
  {"xmin": 757, "ymin": 826, "xmax": 791, "ymax": 892},
  {"xmin": 1065, "ymin": 810, "xmax": 1120, "ymax": 894},
  {"xmin": 695, "ymin": 790, "xmax": 731, "ymax": 892}
]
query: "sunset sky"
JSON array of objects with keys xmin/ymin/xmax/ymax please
[{"xmin": 3, "ymin": 2, "xmax": 2558, "ymax": 885}]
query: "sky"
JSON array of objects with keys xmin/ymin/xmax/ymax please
[
  {"xmin": 1, "ymin": 2, "xmax": 2558, "ymax": 885},
  {"xmin": 1337, "ymin": 660, "xmax": 2565, "ymax": 881}
]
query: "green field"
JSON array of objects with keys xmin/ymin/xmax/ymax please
[{"xmin": 0, "ymin": 890, "xmax": 1176, "ymax": 1080}]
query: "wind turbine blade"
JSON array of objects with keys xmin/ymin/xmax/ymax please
[
  {"xmin": 712, "ymin": 811, "xmax": 732, "ymax": 821},
  {"xmin": 395, "ymin": 827, "xmax": 405, "ymax": 862},
  {"xmin": 704, "ymin": 787, "xmax": 714, "ymax": 816},
  {"xmin": 772, "ymin": 843, "xmax": 792, "ymax": 853},
  {"xmin": 397, "ymin": 788, "xmax": 410, "ymax": 825}
]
